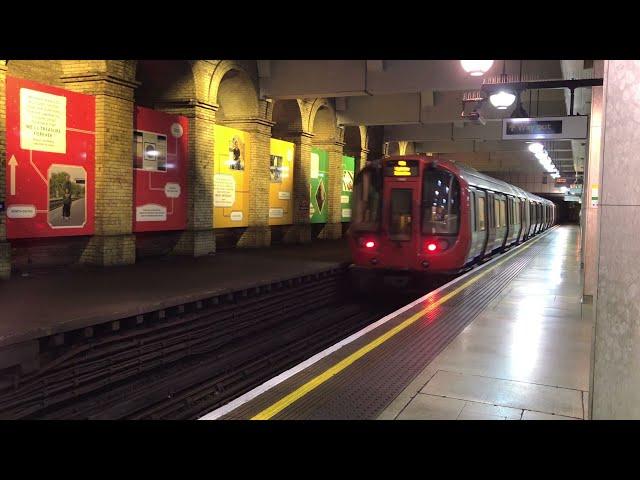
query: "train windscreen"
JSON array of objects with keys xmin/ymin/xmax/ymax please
[
  {"xmin": 422, "ymin": 167, "xmax": 460, "ymax": 235},
  {"xmin": 351, "ymin": 165, "xmax": 382, "ymax": 231}
]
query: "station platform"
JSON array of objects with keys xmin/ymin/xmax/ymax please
[
  {"xmin": 0, "ymin": 239, "xmax": 350, "ymax": 351},
  {"xmin": 202, "ymin": 225, "xmax": 592, "ymax": 421}
]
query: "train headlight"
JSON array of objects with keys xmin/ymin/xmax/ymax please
[
  {"xmin": 426, "ymin": 242, "xmax": 437, "ymax": 252},
  {"xmin": 365, "ymin": 241, "xmax": 376, "ymax": 248}
]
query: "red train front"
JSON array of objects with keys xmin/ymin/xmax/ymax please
[
  {"xmin": 348, "ymin": 155, "xmax": 555, "ymax": 290},
  {"xmin": 348, "ymin": 156, "xmax": 471, "ymax": 283}
]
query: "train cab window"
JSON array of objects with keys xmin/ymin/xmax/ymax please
[
  {"xmin": 352, "ymin": 165, "xmax": 382, "ymax": 232},
  {"xmin": 476, "ymin": 195, "xmax": 486, "ymax": 231},
  {"xmin": 389, "ymin": 189, "xmax": 413, "ymax": 240},
  {"xmin": 422, "ymin": 168, "xmax": 460, "ymax": 235}
]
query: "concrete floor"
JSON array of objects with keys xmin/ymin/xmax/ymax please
[{"xmin": 379, "ymin": 226, "xmax": 593, "ymax": 420}]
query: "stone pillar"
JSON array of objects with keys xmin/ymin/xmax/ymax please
[
  {"xmin": 591, "ymin": 60, "xmax": 640, "ymax": 419},
  {"xmin": 0, "ymin": 61, "xmax": 10, "ymax": 279},
  {"xmin": 281, "ymin": 131, "xmax": 313, "ymax": 244},
  {"xmin": 60, "ymin": 72, "xmax": 137, "ymax": 266},
  {"xmin": 314, "ymin": 139, "xmax": 345, "ymax": 240},
  {"xmin": 156, "ymin": 100, "xmax": 217, "ymax": 256},
  {"xmin": 222, "ymin": 118, "xmax": 274, "ymax": 248},
  {"xmin": 357, "ymin": 148, "xmax": 369, "ymax": 173},
  {"xmin": 582, "ymin": 61, "xmax": 604, "ymax": 300}
]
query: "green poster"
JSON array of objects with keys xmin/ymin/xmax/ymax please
[
  {"xmin": 341, "ymin": 155, "xmax": 355, "ymax": 222},
  {"xmin": 310, "ymin": 148, "xmax": 328, "ymax": 224}
]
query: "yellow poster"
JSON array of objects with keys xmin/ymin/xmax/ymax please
[
  {"xmin": 213, "ymin": 124, "xmax": 250, "ymax": 228},
  {"xmin": 268, "ymin": 138, "xmax": 295, "ymax": 226}
]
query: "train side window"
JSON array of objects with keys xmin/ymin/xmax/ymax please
[
  {"xmin": 500, "ymin": 199, "xmax": 506, "ymax": 228},
  {"xmin": 494, "ymin": 198, "xmax": 500, "ymax": 228},
  {"xmin": 389, "ymin": 188, "xmax": 413, "ymax": 241},
  {"xmin": 476, "ymin": 195, "xmax": 486, "ymax": 231}
]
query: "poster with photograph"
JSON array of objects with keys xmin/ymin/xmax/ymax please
[
  {"xmin": 341, "ymin": 155, "xmax": 355, "ymax": 222},
  {"xmin": 134, "ymin": 130, "xmax": 167, "ymax": 172},
  {"xmin": 268, "ymin": 138, "xmax": 294, "ymax": 226},
  {"xmin": 133, "ymin": 107, "xmax": 188, "ymax": 232},
  {"xmin": 310, "ymin": 148, "xmax": 328, "ymax": 224},
  {"xmin": 214, "ymin": 125, "xmax": 250, "ymax": 228},
  {"xmin": 48, "ymin": 165, "xmax": 87, "ymax": 228},
  {"xmin": 5, "ymin": 76, "xmax": 95, "ymax": 239}
]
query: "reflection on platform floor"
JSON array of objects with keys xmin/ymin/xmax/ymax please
[{"xmin": 381, "ymin": 226, "xmax": 592, "ymax": 420}]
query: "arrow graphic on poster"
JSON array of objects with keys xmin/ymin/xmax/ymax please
[{"xmin": 8, "ymin": 155, "xmax": 18, "ymax": 195}]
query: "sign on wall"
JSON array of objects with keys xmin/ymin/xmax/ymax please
[
  {"xmin": 133, "ymin": 106, "xmax": 188, "ymax": 232},
  {"xmin": 310, "ymin": 147, "xmax": 328, "ymax": 224},
  {"xmin": 502, "ymin": 116, "xmax": 588, "ymax": 140},
  {"xmin": 341, "ymin": 155, "xmax": 354, "ymax": 222},
  {"xmin": 5, "ymin": 76, "xmax": 95, "ymax": 239},
  {"xmin": 268, "ymin": 138, "xmax": 294, "ymax": 226},
  {"xmin": 214, "ymin": 125, "xmax": 250, "ymax": 228}
]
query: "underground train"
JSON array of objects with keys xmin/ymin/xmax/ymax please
[{"xmin": 347, "ymin": 155, "xmax": 555, "ymax": 287}]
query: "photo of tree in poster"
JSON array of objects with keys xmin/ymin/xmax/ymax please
[{"xmin": 48, "ymin": 165, "xmax": 87, "ymax": 228}]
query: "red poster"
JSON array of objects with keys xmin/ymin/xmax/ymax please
[
  {"xmin": 5, "ymin": 76, "xmax": 95, "ymax": 239},
  {"xmin": 133, "ymin": 106, "xmax": 188, "ymax": 232}
]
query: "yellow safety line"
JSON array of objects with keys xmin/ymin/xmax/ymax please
[{"xmin": 251, "ymin": 232, "xmax": 547, "ymax": 420}]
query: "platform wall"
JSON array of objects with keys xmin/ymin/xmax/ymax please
[{"xmin": 0, "ymin": 60, "xmax": 374, "ymax": 278}]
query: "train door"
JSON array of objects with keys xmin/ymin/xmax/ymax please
[
  {"xmin": 485, "ymin": 191, "xmax": 496, "ymax": 255},
  {"xmin": 467, "ymin": 188, "xmax": 487, "ymax": 264},
  {"xmin": 382, "ymin": 180, "xmax": 419, "ymax": 269},
  {"xmin": 495, "ymin": 194, "xmax": 508, "ymax": 250},
  {"xmin": 514, "ymin": 197, "xmax": 523, "ymax": 244},
  {"xmin": 529, "ymin": 202, "xmax": 536, "ymax": 237},
  {"xmin": 506, "ymin": 195, "xmax": 517, "ymax": 246},
  {"xmin": 521, "ymin": 199, "xmax": 529, "ymax": 241}
]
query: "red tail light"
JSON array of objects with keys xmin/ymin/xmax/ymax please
[
  {"xmin": 425, "ymin": 239, "xmax": 449, "ymax": 253},
  {"xmin": 365, "ymin": 240, "xmax": 376, "ymax": 248}
]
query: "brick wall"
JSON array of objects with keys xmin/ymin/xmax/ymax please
[
  {"xmin": 61, "ymin": 63, "xmax": 137, "ymax": 266},
  {"xmin": 0, "ymin": 60, "xmax": 357, "ymax": 276}
]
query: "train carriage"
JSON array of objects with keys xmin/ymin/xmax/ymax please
[{"xmin": 348, "ymin": 155, "xmax": 555, "ymax": 287}]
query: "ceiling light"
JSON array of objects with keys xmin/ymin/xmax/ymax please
[
  {"xmin": 528, "ymin": 142, "xmax": 544, "ymax": 154},
  {"xmin": 535, "ymin": 151, "xmax": 548, "ymax": 162},
  {"xmin": 489, "ymin": 90, "xmax": 516, "ymax": 109},
  {"xmin": 460, "ymin": 60, "xmax": 494, "ymax": 76}
]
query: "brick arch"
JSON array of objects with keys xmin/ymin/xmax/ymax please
[
  {"xmin": 344, "ymin": 125, "xmax": 363, "ymax": 152},
  {"xmin": 208, "ymin": 61, "xmax": 259, "ymax": 116},
  {"xmin": 386, "ymin": 141, "xmax": 400, "ymax": 156},
  {"xmin": 214, "ymin": 69, "xmax": 260, "ymax": 121},
  {"xmin": 309, "ymin": 100, "xmax": 338, "ymax": 143},
  {"xmin": 134, "ymin": 60, "xmax": 196, "ymax": 107},
  {"xmin": 272, "ymin": 99, "xmax": 304, "ymax": 138}
]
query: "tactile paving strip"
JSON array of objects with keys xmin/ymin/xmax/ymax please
[{"xmin": 223, "ymin": 236, "xmax": 548, "ymax": 420}]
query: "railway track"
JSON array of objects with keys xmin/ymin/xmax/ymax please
[{"xmin": 0, "ymin": 267, "xmax": 422, "ymax": 420}]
